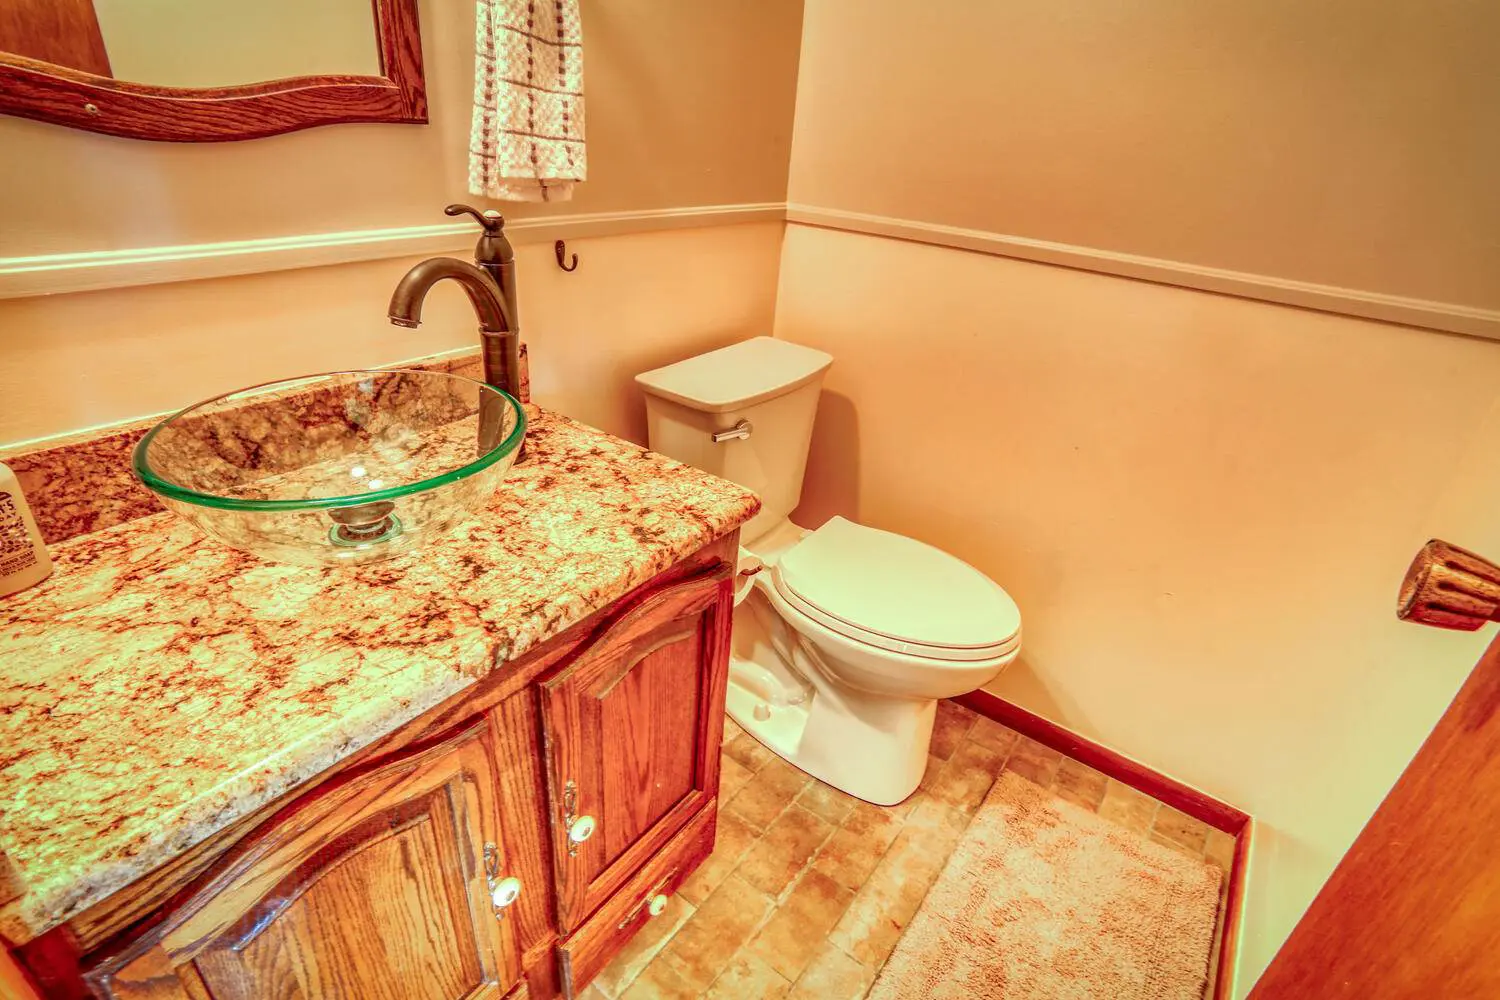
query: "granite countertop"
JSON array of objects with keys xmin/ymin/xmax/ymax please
[{"xmin": 0, "ymin": 406, "xmax": 759, "ymax": 941}]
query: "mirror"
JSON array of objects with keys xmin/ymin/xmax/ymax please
[{"xmin": 0, "ymin": 0, "xmax": 426, "ymax": 142}]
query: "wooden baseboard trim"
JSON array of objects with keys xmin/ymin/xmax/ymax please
[
  {"xmin": 955, "ymin": 689, "xmax": 1251, "ymax": 1000},
  {"xmin": 1216, "ymin": 821, "xmax": 1253, "ymax": 1000},
  {"xmin": 0, "ymin": 202, "xmax": 788, "ymax": 300},
  {"xmin": 786, "ymin": 205, "xmax": 1500, "ymax": 341},
  {"xmin": 957, "ymin": 690, "xmax": 1248, "ymax": 833}
]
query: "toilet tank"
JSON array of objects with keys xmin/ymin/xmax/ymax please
[{"xmin": 636, "ymin": 337, "xmax": 833, "ymax": 543}]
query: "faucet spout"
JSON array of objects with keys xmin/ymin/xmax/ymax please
[
  {"xmin": 387, "ymin": 257, "xmax": 523, "ymax": 402},
  {"xmin": 388, "ymin": 258, "xmax": 513, "ymax": 334}
]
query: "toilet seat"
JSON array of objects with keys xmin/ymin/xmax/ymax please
[{"xmin": 771, "ymin": 517, "xmax": 1022, "ymax": 663}]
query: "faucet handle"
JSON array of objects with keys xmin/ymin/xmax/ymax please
[{"xmin": 445, "ymin": 203, "xmax": 506, "ymax": 235}]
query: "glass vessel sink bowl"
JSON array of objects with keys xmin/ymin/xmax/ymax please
[{"xmin": 133, "ymin": 369, "xmax": 525, "ymax": 566}]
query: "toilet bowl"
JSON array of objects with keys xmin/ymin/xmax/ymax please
[{"xmin": 637, "ymin": 338, "xmax": 1022, "ymax": 804}]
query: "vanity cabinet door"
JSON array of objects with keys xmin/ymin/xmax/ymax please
[
  {"xmin": 539, "ymin": 561, "xmax": 733, "ymax": 931},
  {"xmin": 83, "ymin": 718, "xmax": 524, "ymax": 1000}
]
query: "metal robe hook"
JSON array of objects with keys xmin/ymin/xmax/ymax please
[{"xmin": 555, "ymin": 240, "xmax": 579, "ymax": 272}]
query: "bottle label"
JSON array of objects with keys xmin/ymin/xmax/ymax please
[{"xmin": 0, "ymin": 491, "xmax": 40, "ymax": 577}]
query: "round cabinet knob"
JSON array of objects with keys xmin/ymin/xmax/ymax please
[
  {"xmin": 569, "ymin": 815, "xmax": 597, "ymax": 844},
  {"xmin": 647, "ymin": 894, "xmax": 669, "ymax": 917},
  {"xmin": 491, "ymin": 876, "xmax": 522, "ymax": 909}
]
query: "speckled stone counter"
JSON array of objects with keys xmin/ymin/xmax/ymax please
[{"xmin": 0, "ymin": 406, "xmax": 759, "ymax": 941}]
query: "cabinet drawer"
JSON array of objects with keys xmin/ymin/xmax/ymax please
[{"xmin": 556, "ymin": 800, "xmax": 718, "ymax": 999}]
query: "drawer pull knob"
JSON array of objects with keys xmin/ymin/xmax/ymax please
[
  {"xmin": 647, "ymin": 894, "xmax": 669, "ymax": 917},
  {"xmin": 491, "ymin": 876, "xmax": 522, "ymax": 909},
  {"xmin": 482, "ymin": 844, "xmax": 520, "ymax": 922},
  {"xmin": 569, "ymin": 814, "xmax": 597, "ymax": 845}
]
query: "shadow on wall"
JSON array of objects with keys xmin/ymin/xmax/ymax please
[
  {"xmin": 536, "ymin": 326, "xmax": 756, "ymax": 446},
  {"xmin": 793, "ymin": 389, "xmax": 860, "ymax": 529},
  {"xmin": 794, "ymin": 386, "xmax": 1085, "ymax": 733},
  {"xmin": 986, "ymin": 654, "xmax": 1075, "ymax": 724}
]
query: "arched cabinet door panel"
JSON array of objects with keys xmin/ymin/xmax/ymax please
[
  {"xmin": 84, "ymin": 718, "xmax": 523, "ymax": 1000},
  {"xmin": 540, "ymin": 562, "xmax": 734, "ymax": 931}
]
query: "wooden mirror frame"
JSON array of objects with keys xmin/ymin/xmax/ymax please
[{"xmin": 0, "ymin": 0, "xmax": 426, "ymax": 143}]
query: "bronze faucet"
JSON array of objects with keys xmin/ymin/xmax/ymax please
[{"xmin": 388, "ymin": 205, "xmax": 523, "ymax": 401}]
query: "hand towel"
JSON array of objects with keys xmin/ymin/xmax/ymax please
[{"xmin": 469, "ymin": 0, "xmax": 586, "ymax": 202}]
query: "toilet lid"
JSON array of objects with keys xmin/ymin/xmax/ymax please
[{"xmin": 774, "ymin": 517, "xmax": 1022, "ymax": 660}]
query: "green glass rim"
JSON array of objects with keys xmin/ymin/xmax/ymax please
[{"xmin": 132, "ymin": 369, "xmax": 527, "ymax": 513}]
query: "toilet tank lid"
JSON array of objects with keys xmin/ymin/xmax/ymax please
[
  {"xmin": 777, "ymin": 517, "xmax": 1022, "ymax": 651},
  {"xmin": 635, "ymin": 337, "xmax": 833, "ymax": 413}
]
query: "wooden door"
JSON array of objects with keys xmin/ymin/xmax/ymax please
[
  {"xmin": 83, "ymin": 718, "xmax": 525, "ymax": 1000},
  {"xmin": 1251, "ymin": 540, "xmax": 1500, "ymax": 998},
  {"xmin": 539, "ymin": 561, "xmax": 733, "ymax": 930}
]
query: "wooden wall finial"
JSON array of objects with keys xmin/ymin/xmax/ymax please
[{"xmin": 1398, "ymin": 540, "xmax": 1500, "ymax": 631}]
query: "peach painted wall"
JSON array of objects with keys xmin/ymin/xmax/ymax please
[
  {"xmin": 0, "ymin": 0, "xmax": 803, "ymax": 446},
  {"xmin": 0, "ymin": 0, "xmax": 804, "ymax": 256},
  {"xmin": 788, "ymin": 0, "xmax": 1500, "ymax": 310},
  {"xmin": 774, "ymin": 223, "xmax": 1500, "ymax": 994},
  {"xmin": 783, "ymin": 1, "xmax": 1500, "ymax": 990},
  {"xmin": 0, "ymin": 222, "xmax": 785, "ymax": 447}
]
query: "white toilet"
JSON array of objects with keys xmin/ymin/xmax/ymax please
[{"xmin": 637, "ymin": 337, "xmax": 1021, "ymax": 805}]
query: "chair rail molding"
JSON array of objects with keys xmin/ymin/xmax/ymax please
[
  {"xmin": 0, "ymin": 202, "xmax": 787, "ymax": 299},
  {"xmin": 786, "ymin": 205, "xmax": 1500, "ymax": 342}
]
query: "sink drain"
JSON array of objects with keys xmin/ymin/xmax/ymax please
[{"xmin": 327, "ymin": 501, "xmax": 403, "ymax": 547}]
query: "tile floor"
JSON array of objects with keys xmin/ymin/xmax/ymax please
[{"xmin": 581, "ymin": 700, "xmax": 1235, "ymax": 1000}]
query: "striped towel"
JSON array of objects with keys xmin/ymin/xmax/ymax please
[{"xmin": 469, "ymin": 0, "xmax": 587, "ymax": 202}]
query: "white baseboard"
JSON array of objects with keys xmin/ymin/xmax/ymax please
[
  {"xmin": 0, "ymin": 202, "xmax": 787, "ymax": 299},
  {"xmin": 786, "ymin": 204, "xmax": 1500, "ymax": 341}
]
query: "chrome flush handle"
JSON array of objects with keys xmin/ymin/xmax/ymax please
[
  {"xmin": 482, "ymin": 843, "xmax": 522, "ymax": 921},
  {"xmin": 711, "ymin": 420, "xmax": 753, "ymax": 444}
]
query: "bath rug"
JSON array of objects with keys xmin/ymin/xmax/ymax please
[{"xmin": 868, "ymin": 772, "xmax": 1222, "ymax": 1000}]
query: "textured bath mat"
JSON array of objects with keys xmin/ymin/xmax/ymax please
[{"xmin": 868, "ymin": 772, "xmax": 1222, "ymax": 1000}]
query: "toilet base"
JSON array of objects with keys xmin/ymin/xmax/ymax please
[{"xmin": 725, "ymin": 657, "xmax": 936, "ymax": 806}]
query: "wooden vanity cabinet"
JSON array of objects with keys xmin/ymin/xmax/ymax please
[
  {"xmin": 83, "ymin": 718, "xmax": 526, "ymax": 1000},
  {"xmin": 539, "ymin": 562, "xmax": 732, "ymax": 932},
  {"xmin": 13, "ymin": 533, "xmax": 739, "ymax": 1000}
]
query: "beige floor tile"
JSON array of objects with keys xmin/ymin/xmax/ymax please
[
  {"xmin": 1051, "ymin": 757, "xmax": 1109, "ymax": 811},
  {"xmin": 916, "ymin": 753, "xmax": 945, "ymax": 793},
  {"xmin": 658, "ymin": 875, "xmax": 775, "ymax": 992},
  {"xmin": 795, "ymin": 781, "xmax": 858, "ymax": 825},
  {"xmin": 723, "ymin": 732, "xmax": 777, "ymax": 773},
  {"xmin": 723, "ymin": 715, "xmax": 745, "ymax": 745},
  {"xmin": 813, "ymin": 801, "xmax": 903, "ymax": 891},
  {"xmin": 718, "ymin": 755, "xmax": 755, "ymax": 801},
  {"xmin": 929, "ymin": 700, "xmax": 977, "ymax": 760},
  {"xmin": 903, "ymin": 796, "xmax": 972, "ymax": 841},
  {"xmin": 602, "ymin": 714, "xmax": 1233, "ymax": 1000},
  {"xmin": 1153, "ymin": 804, "xmax": 1211, "ymax": 853},
  {"xmin": 966, "ymin": 715, "xmax": 1021, "ymax": 755},
  {"xmin": 575, "ymin": 986, "xmax": 610, "ymax": 1000},
  {"xmin": 704, "ymin": 952, "xmax": 793, "ymax": 1000},
  {"xmin": 789, "ymin": 943, "xmax": 875, "ymax": 1000},
  {"xmin": 725, "ymin": 758, "xmax": 810, "ymax": 830},
  {"xmin": 1096, "ymin": 780, "xmax": 1160, "ymax": 834},
  {"xmin": 926, "ymin": 739, "xmax": 1005, "ymax": 814},
  {"xmin": 1003, "ymin": 735, "xmax": 1064, "ymax": 786},
  {"xmin": 1204, "ymin": 827, "xmax": 1237, "ymax": 871},
  {"xmin": 828, "ymin": 810, "xmax": 969, "ymax": 968},
  {"xmin": 735, "ymin": 805, "xmax": 834, "ymax": 896},
  {"xmin": 746, "ymin": 869, "xmax": 856, "ymax": 982},
  {"xmin": 590, "ymin": 893, "xmax": 696, "ymax": 997},
  {"xmin": 619, "ymin": 957, "xmax": 700, "ymax": 1000},
  {"xmin": 1150, "ymin": 830, "xmax": 1206, "ymax": 860},
  {"xmin": 678, "ymin": 810, "xmax": 762, "ymax": 906}
]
